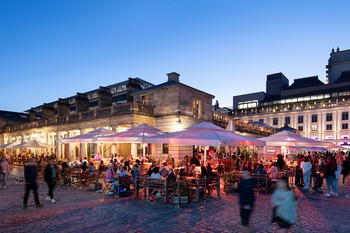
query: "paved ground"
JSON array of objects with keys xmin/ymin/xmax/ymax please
[{"xmin": 1, "ymin": 166, "xmax": 350, "ymax": 233}]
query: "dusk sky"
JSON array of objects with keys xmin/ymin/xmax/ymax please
[{"xmin": 1, "ymin": 0, "xmax": 350, "ymax": 112}]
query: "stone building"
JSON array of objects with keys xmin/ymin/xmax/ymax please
[
  {"xmin": 233, "ymin": 48, "xmax": 350, "ymax": 147},
  {"xmin": 1, "ymin": 72, "xmax": 215, "ymax": 164}
]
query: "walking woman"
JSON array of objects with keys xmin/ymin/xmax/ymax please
[
  {"xmin": 44, "ymin": 159, "xmax": 58, "ymax": 203},
  {"xmin": 271, "ymin": 178, "xmax": 297, "ymax": 233},
  {"xmin": 300, "ymin": 156, "xmax": 312, "ymax": 189}
]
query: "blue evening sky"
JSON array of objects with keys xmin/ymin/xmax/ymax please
[{"xmin": 1, "ymin": 0, "xmax": 350, "ymax": 112}]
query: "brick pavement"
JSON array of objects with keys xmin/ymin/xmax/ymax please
[{"xmin": 1, "ymin": 166, "xmax": 350, "ymax": 233}]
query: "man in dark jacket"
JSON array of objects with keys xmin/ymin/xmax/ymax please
[
  {"xmin": 23, "ymin": 158, "xmax": 42, "ymax": 208},
  {"xmin": 44, "ymin": 159, "xmax": 58, "ymax": 203},
  {"xmin": 237, "ymin": 166, "xmax": 257, "ymax": 233}
]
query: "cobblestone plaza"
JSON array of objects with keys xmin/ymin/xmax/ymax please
[{"xmin": 1, "ymin": 166, "xmax": 350, "ymax": 233}]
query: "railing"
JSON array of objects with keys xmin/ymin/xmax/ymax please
[
  {"xmin": 4, "ymin": 102, "xmax": 156, "ymax": 133},
  {"xmin": 212, "ymin": 112, "xmax": 275, "ymax": 136}
]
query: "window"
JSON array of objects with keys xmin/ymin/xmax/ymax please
[
  {"xmin": 342, "ymin": 112, "xmax": 349, "ymax": 120},
  {"xmin": 298, "ymin": 116, "xmax": 303, "ymax": 124},
  {"xmin": 311, "ymin": 114, "xmax": 318, "ymax": 123},
  {"xmin": 259, "ymin": 119, "xmax": 264, "ymax": 123},
  {"xmin": 311, "ymin": 124, "xmax": 317, "ymax": 131},
  {"xmin": 285, "ymin": 116, "xmax": 290, "ymax": 125},
  {"xmin": 162, "ymin": 144, "xmax": 169, "ymax": 154},
  {"xmin": 273, "ymin": 118, "xmax": 278, "ymax": 125},
  {"xmin": 141, "ymin": 95, "xmax": 148, "ymax": 104},
  {"xmin": 342, "ymin": 123, "xmax": 348, "ymax": 129},
  {"xmin": 326, "ymin": 124, "xmax": 333, "ymax": 130},
  {"xmin": 298, "ymin": 126, "xmax": 304, "ymax": 131},
  {"xmin": 326, "ymin": 113, "xmax": 333, "ymax": 121},
  {"xmin": 193, "ymin": 100, "xmax": 200, "ymax": 118}
]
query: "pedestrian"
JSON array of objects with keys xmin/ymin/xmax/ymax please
[
  {"xmin": 300, "ymin": 156, "xmax": 312, "ymax": 189},
  {"xmin": 44, "ymin": 159, "xmax": 58, "ymax": 203},
  {"xmin": 333, "ymin": 153, "xmax": 342, "ymax": 196},
  {"xmin": 323, "ymin": 156, "xmax": 337, "ymax": 197},
  {"xmin": 271, "ymin": 178, "xmax": 297, "ymax": 233},
  {"xmin": 0, "ymin": 156, "xmax": 10, "ymax": 189},
  {"xmin": 23, "ymin": 158, "xmax": 42, "ymax": 208},
  {"xmin": 236, "ymin": 166, "xmax": 256, "ymax": 233}
]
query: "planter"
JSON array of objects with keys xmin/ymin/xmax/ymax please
[
  {"xmin": 173, "ymin": 195, "xmax": 189, "ymax": 205},
  {"xmin": 224, "ymin": 183, "xmax": 235, "ymax": 193}
]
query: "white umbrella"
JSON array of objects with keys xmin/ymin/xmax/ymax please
[
  {"xmin": 145, "ymin": 122, "xmax": 265, "ymax": 147},
  {"xmin": 226, "ymin": 119, "xmax": 236, "ymax": 132},
  {"xmin": 13, "ymin": 140, "xmax": 55, "ymax": 149},
  {"xmin": 0, "ymin": 141, "xmax": 21, "ymax": 149},
  {"xmin": 96, "ymin": 124, "xmax": 162, "ymax": 143},
  {"xmin": 59, "ymin": 128, "xmax": 115, "ymax": 143},
  {"xmin": 259, "ymin": 130, "xmax": 334, "ymax": 147}
]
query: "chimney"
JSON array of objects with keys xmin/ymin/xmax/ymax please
[
  {"xmin": 42, "ymin": 103, "xmax": 55, "ymax": 119},
  {"xmin": 98, "ymin": 86, "xmax": 112, "ymax": 108},
  {"xmin": 75, "ymin": 93, "xmax": 90, "ymax": 113},
  {"xmin": 167, "ymin": 72, "xmax": 180, "ymax": 83},
  {"xmin": 28, "ymin": 108, "xmax": 36, "ymax": 122},
  {"xmin": 57, "ymin": 98, "xmax": 70, "ymax": 116}
]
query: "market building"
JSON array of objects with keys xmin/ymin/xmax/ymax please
[
  {"xmin": 0, "ymin": 72, "xmax": 228, "ymax": 163},
  {"xmin": 233, "ymin": 48, "xmax": 350, "ymax": 147}
]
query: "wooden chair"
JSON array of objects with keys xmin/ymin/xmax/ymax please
[{"xmin": 100, "ymin": 172, "xmax": 113, "ymax": 193}]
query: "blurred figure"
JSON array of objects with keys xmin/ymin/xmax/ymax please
[
  {"xmin": 0, "ymin": 156, "xmax": 10, "ymax": 189},
  {"xmin": 237, "ymin": 166, "xmax": 256, "ymax": 233},
  {"xmin": 271, "ymin": 178, "xmax": 297, "ymax": 233},
  {"xmin": 23, "ymin": 158, "xmax": 42, "ymax": 208},
  {"xmin": 44, "ymin": 159, "xmax": 58, "ymax": 203}
]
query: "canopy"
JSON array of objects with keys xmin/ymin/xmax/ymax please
[
  {"xmin": 259, "ymin": 130, "xmax": 334, "ymax": 147},
  {"xmin": 59, "ymin": 128, "xmax": 115, "ymax": 143},
  {"xmin": 226, "ymin": 119, "xmax": 236, "ymax": 132},
  {"xmin": 13, "ymin": 140, "xmax": 55, "ymax": 149},
  {"xmin": 96, "ymin": 124, "xmax": 162, "ymax": 143},
  {"xmin": 286, "ymin": 146, "xmax": 328, "ymax": 152},
  {"xmin": 145, "ymin": 122, "xmax": 265, "ymax": 146},
  {"xmin": 0, "ymin": 141, "xmax": 21, "ymax": 149}
]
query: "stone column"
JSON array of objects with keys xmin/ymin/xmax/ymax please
[{"xmin": 131, "ymin": 143, "xmax": 138, "ymax": 159}]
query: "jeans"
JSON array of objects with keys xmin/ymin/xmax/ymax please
[
  {"xmin": 303, "ymin": 171, "xmax": 311, "ymax": 189},
  {"xmin": 0, "ymin": 173, "xmax": 7, "ymax": 188},
  {"xmin": 333, "ymin": 178, "xmax": 339, "ymax": 194},
  {"xmin": 326, "ymin": 176, "xmax": 335, "ymax": 193},
  {"xmin": 47, "ymin": 180, "xmax": 56, "ymax": 199},
  {"xmin": 23, "ymin": 183, "xmax": 40, "ymax": 205}
]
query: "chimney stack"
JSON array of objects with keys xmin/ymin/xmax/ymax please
[
  {"xmin": 75, "ymin": 93, "xmax": 90, "ymax": 113},
  {"xmin": 167, "ymin": 72, "xmax": 180, "ymax": 83},
  {"xmin": 57, "ymin": 98, "xmax": 70, "ymax": 116},
  {"xmin": 98, "ymin": 86, "xmax": 112, "ymax": 108}
]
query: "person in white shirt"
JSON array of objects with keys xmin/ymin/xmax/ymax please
[
  {"xmin": 300, "ymin": 156, "xmax": 312, "ymax": 189},
  {"xmin": 268, "ymin": 162, "xmax": 279, "ymax": 180}
]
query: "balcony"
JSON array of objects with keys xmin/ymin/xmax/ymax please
[{"xmin": 4, "ymin": 102, "xmax": 156, "ymax": 133}]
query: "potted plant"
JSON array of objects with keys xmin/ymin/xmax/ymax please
[
  {"xmin": 173, "ymin": 178, "xmax": 189, "ymax": 205},
  {"xmin": 224, "ymin": 173, "xmax": 237, "ymax": 193}
]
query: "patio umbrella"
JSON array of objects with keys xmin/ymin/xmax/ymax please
[
  {"xmin": 0, "ymin": 141, "xmax": 21, "ymax": 149},
  {"xmin": 59, "ymin": 128, "xmax": 115, "ymax": 143},
  {"xmin": 13, "ymin": 140, "xmax": 55, "ymax": 149},
  {"xmin": 259, "ymin": 130, "xmax": 334, "ymax": 147},
  {"xmin": 96, "ymin": 124, "xmax": 163, "ymax": 143},
  {"xmin": 226, "ymin": 119, "xmax": 236, "ymax": 132},
  {"xmin": 145, "ymin": 122, "xmax": 265, "ymax": 147}
]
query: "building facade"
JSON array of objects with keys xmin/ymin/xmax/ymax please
[
  {"xmin": 233, "ymin": 48, "xmax": 350, "ymax": 147},
  {"xmin": 1, "ymin": 72, "xmax": 215, "ymax": 163}
]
